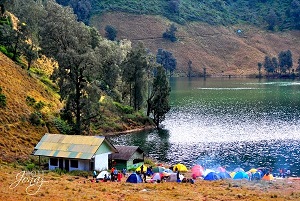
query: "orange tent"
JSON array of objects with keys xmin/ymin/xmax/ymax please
[{"xmin": 262, "ymin": 173, "xmax": 274, "ymax": 181}]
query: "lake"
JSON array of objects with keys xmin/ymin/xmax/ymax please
[{"xmin": 108, "ymin": 77, "xmax": 300, "ymax": 176}]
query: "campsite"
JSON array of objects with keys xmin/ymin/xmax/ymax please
[{"xmin": 1, "ymin": 162, "xmax": 300, "ymax": 201}]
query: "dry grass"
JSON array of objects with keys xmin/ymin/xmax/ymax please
[
  {"xmin": 91, "ymin": 12, "xmax": 300, "ymax": 76},
  {"xmin": 0, "ymin": 52, "xmax": 62, "ymax": 162},
  {"xmin": 0, "ymin": 164, "xmax": 300, "ymax": 201}
]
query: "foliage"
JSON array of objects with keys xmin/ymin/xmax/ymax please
[
  {"xmin": 113, "ymin": 101, "xmax": 134, "ymax": 114},
  {"xmin": 163, "ymin": 23, "xmax": 177, "ymax": 42},
  {"xmin": 105, "ymin": 25, "xmax": 117, "ymax": 41},
  {"xmin": 147, "ymin": 65, "xmax": 171, "ymax": 128},
  {"xmin": 53, "ymin": 117, "xmax": 72, "ymax": 134},
  {"xmin": 278, "ymin": 50, "xmax": 293, "ymax": 73},
  {"xmin": 29, "ymin": 111, "xmax": 45, "ymax": 126},
  {"xmin": 156, "ymin": 49, "xmax": 177, "ymax": 76},
  {"xmin": 0, "ymin": 86, "xmax": 6, "ymax": 108}
]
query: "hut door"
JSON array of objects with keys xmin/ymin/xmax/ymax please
[
  {"xmin": 65, "ymin": 159, "xmax": 69, "ymax": 171},
  {"xmin": 59, "ymin": 158, "xmax": 63, "ymax": 169}
]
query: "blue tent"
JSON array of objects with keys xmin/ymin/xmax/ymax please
[
  {"xmin": 218, "ymin": 172, "xmax": 231, "ymax": 179},
  {"xmin": 126, "ymin": 173, "xmax": 143, "ymax": 183},
  {"xmin": 204, "ymin": 172, "xmax": 220, "ymax": 181},
  {"xmin": 233, "ymin": 171, "xmax": 249, "ymax": 180},
  {"xmin": 252, "ymin": 171, "xmax": 262, "ymax": 180}
]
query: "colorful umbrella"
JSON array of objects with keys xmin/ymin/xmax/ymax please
[
  {"xmin": 248, "ymin": 168, "xmax": 258, "ymax": 173},
  {"xmin": 136, "ymin": 164, "xmax": 147, "ymax": 173}
]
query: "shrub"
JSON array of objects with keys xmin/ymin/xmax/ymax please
[
  {"xmin": 26, "ymin": 96, "xmax": 36, "ymax": 106},
  {"xmin": 29, "ymin": 112, "xmax": 44, "ymax": 126},
  {"xmin": 26, "ymin": 163, "xmax": 35, "ymax": 171},
  {"xmin": 0, "ymin": 86, "xmax": 6, "ymax": 108},
  {"xmin": 113, "ymin": 102, "xmax": 134, "ymax": 114},
  {"xmin": 53, "ymin": 118, "xmax": 71, "ymax": 134}
]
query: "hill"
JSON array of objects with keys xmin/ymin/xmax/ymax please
[
  {"xmin": 91, "ymin": 12, "xmax": 300, "ymax": 76},
  {"xmin": 0, "ymin": 52, "xmax": 62, "ymax": 162}
]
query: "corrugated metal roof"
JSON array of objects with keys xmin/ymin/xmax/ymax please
[
  {"xmin": 33, "ymin": 133, "xmax": 110, "ymax": 159},
  {"xmin": 111, "ymin": 146, "xmax": 144, "ymax": 160}
]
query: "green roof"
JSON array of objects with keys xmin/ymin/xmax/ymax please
[{"xmin": 33, "ymin": 133, "xmax": 117, "ymax": 159}]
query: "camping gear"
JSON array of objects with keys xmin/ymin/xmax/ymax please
[
  {"xmin": 217, "ymin": 171, "xmax": 231, "ymax": 179},
  {"xmin": 153, "ymin": 166, "xmax": 165, "ymax": 173},
  {"xmin": 191, "ymin": 165, "xmax": 204, "ymax": 177},
  {"xmin": 151, "ymin": 172, "xmax": 163, "ymax": 182},
  {"xmin": 173, "ymin": 163, "xmax": 188, "ymax": 172},
  {"xmin": 234, "ymin": 168, "xmax": 245, "ymax": 172},
  {"xmin": 233, "ymin": 171, "xmax": 249, "ymax": 180},
  {"xmin": 135, "ymin": 164, "xmax": 147, "ymax": 173},
  {"xmin": 262, "ymin": 173, "xmax": 274, "ymax": 181},
  {"xmin": 252, "ymin": 171, "xmax": 262, "ymax": 180},
  {"xmin": 96, "ymin": 171, "xmax": 110, "ymax": 180},
  {"xmin": 248, "ymin": 168, "xmax": 258, "ymax": 173},
  {"xmin": 162, "ymin": 168, "xmax": 174, "ymax": 177},
  {"xmin": 217, "ymin": 166, "xmax": 226, "ymax": 173},
  {"xmin": 203, "ymin": 169, "xmax": 215, "ymax": 177},
  {"xmin": 166, "ymin": 173, "xmax": 184, "ymax": 182},
  {"xmin": 126, "ymin": 173, "xmax": 143, "ymax": 183},
  {"xmin": 204, "ymin": 172, "xmax": 220, "ymax": 181}
]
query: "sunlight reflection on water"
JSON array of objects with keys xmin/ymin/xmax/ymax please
[{"xmin": 109, "ymin": 78, "xmax": 300, "ymax": 176}]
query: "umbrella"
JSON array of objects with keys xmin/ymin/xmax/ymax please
[
  {"xmin": 191, "ymin": 165, "xmax": 204, "ymax": 177},
  {"xmin": 136, "ymin": 164, "xmax": 147, "ymax": 173},
  {"xmin": 173, "ymin": 163, "xmax": 188, "ymax": 172},
  {"xmin": 153, "ymin": 166, "xmax": 165, "ymax": 173}
]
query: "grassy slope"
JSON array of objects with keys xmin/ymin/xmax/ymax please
[
  {"xmin": 0, "ymin": 52, "xmax": 62, "ymax": 162},
  {"xmin": 91, "ymin": 12, "xmax": 300, "ymax": 76}
]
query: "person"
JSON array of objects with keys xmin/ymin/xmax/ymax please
[
  {"xmin": 122, "ymin": 168, "xmax": 127, "ymax": 177},
  {"xmin": 176, "ymin": 170, "xmax": 181, "ymax": 183},
  {"xmin": 111, "ymin": 167, "xmax": 115, "ymax": 182},
  {"xmin": 93, "ymin": 170, "xmax": 97, "ymax": 179},
  {"xmin": 117, "ymin": 171, "xmax": 122, "ymax": 182}
]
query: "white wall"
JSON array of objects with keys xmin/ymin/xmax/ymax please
[
  {"xmin": 48, "ymin": 158, "xmax": 90, "ymax": 171},
  {"xmin": 94, "ymin": 153, "xmax": 109, "ymax": 171}
]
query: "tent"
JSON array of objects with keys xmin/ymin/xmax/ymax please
[
  {"xmin": 217, "ymin": 171, "xmax": 231, "ymax": 179},
  {"xmin": 135, "ymin": 164, "xmax": 147, "ymax": 173},
  {"xmin": 204, "ymin": 172, "xmax": 220, "ymax": 181},
  {"xmin": 96, "ymin": 170, "xmax": 110, "ymax": 179},
  {"xmin": 262, "ymin": 173, "xmax": 274, "ymax": 181},
  {"xmin": 126, "ymin": 173, "xmax": 143, "ymax": 183},
  {"xmin": 252, "ymin": 171, "xmax": 262, "ymax": 180},
  {"xmin": 162, "ymin": 168, "xmax": 174, "ymax": 177},
  {"xmin": 191, "ymin": 165, "xmax": 204, "ymax": 177},
  {"xmin": 233, "ymin": 171, "xmax": 249, "ymax": 180},
  {"xmin": 234, "ymin": 168, "xmax": 245, "ymax": 172},
  {"xmin": 203, "ymin": 169, "xmax": 215, "ymax": 177},
  {"xmin": 151, "ymin": 173, "xmax": 163, "ymax": 181},
  {"xmin": 173, "ymin": 163, "xmax": 188, "ymax": 172},
  {"xmin": 166, "ymin": 173, "xmax": 184, "ymax": 182},
  {"xmin": 153, "ymin": 166, "xmax": 165, "ymax": 173}
]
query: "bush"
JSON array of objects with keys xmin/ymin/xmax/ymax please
[
  {"xmin": 29, "ymin": 112, "xmax": 44, "ymax": 126},
  {"xmin": 26, "ymin": 163, "xmax": 35, "ymax": 171},
  {"xmin": 0, "ymin": 86, "xmax": 6, "ymax": 108},
  {"xmin": 53, "ymin": 118, "xmax": 71, "ymax": 134},
  {"xmin": 113, "ymin": 102, "xmax": 134, "ymax": 114}
]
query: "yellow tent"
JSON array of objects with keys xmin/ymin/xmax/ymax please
[
  {"xmin": 230, "ymin": 172, "xmax": 236, "ymax": 178},
  {"xmin": 173, "ymin": 163, "xmax": 188, "ymax": 172},
  {"xmin": 135, "ymin": 164, "xmax": 147, "ymax": 173}
]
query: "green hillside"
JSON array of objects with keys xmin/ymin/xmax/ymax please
[{"xmin": 57, "ymin": 0, "xmax": 300, "ymax": 30}]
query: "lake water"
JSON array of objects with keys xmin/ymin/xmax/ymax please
[{"xmin": 108, "ymin": 77, "xmax": 300, "ymax": 176}]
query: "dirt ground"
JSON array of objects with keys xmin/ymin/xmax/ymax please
[{"xmin": 1, "ymin": 164, "xmax": 300, "ymax": 201}]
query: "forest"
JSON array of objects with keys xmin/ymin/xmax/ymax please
[{"xmin": 0, "ymin": 0, "xmax": 172, "ymax": 135}]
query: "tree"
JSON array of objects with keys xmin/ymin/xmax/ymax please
[
  {"xmin": 121, "ymin": 43, "xmax": 148, "ymax": 111},
  {"xmin": 163, "ymin": 23, "xmax": 177, "ymax": 42},
  {"xmin": 148, "ymin": 65, "xmax": 171, "ymax": 128},
  {"xmin": 263, "ymin": 56, "xmax": 275, "ymax": 75},
  {"xmin": 105, "ymin": 25, "xmax": 117, "ymax": 41},
  {"xmin": 266, "ymin": 9, "xmax": 278, "ymax": 31},
  {"xmin": 168, "ymin": 0, "xmax": 180, "ymax": 13},
  {"xmin": 296, "ymin": 58, "xmax": 300, "ymax": 76},
  {"xmin": 188, "ymin": 60, "xmax": 192, "ymax": 77},
  {"xmin": 278, "ymin": 50, "xmax": 293, "ymax": 74},
  {"xmin": 40, "ymin": 1, "xmax": 102, "ymax": 134},
  {"xmin": 156, "ymin": 48, "xmax": 177, "ymax": 76},
  {"xmin": 257, "ymin": 62, "xmax": 262, "ymax": 77},
  {"xmin": 290, "ymin": 0, "xmax": 300, "ymax": 29}
]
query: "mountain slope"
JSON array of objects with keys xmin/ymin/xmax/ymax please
[
  {"xmin": 0, "ymin": 52, "xmax": 62, "ymax": 162},
  {"xmin": 91, "ymin": 12, "xmax": 300, "ymax": 76}
]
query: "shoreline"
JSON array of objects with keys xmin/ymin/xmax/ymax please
[{"xmin": 103, "ymin": 125, "xmax": 156, "ymax": 137}]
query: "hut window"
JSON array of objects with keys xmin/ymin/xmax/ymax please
[
  {"xmin": 50, "ymin": 158, "xmax": 58, "ymax": 166},
  {"xmin": 70, "ymin": 160, "xmax": 78, "ymax": 168}
]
